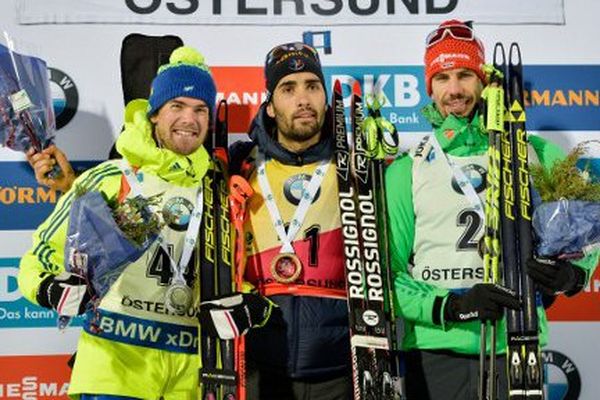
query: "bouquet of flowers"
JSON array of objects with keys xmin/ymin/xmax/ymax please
[
  {"xmin": 0, "ymin": 33, "xmax": 56, "ymax": 157},
  {"xmin": 59, "ymin": 185, "xmax": 168, "ymax": 328},
  {"xmin": 530, "ymin": 142, "xmax": 600, "ymax": 258}
]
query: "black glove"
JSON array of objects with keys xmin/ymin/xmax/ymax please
[
  {"xmin": 36, "ymin": 272, "xmax": 93, "ymax": 315},
  {"xmin": 444, "ymin": 283, "xmax": 521, "ymax": 322},
  {"xmin": 527, "ymin": 258, "xmax": 586, "ymax": 296},
  {"xmin": 198, "ymin": 292, "xmax": 274, "ymax": 340}
]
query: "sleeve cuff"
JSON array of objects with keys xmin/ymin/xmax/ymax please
[{"xmin": 432, "ymin": 295, "xmax": 446, "ymax": 326}]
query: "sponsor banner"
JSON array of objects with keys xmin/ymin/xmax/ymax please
[
  {"xmin": 0, "ymin": 161, "xmax": 100, "ymax": 231},
  {"xmin": 326, "ymin": 65, "xmax": 427, "ymax": 131},
  {"xmin": 525, "ymin": 66, "xmax": 600, "ymax": 131},
  {"xmin": 546, "ymin": 266, "xmax": 600, "ymax": 322},
  {"xmin": 329, "ymin": 65, "xmax": 600, "ymax": 132},
  {"xmin": 17, "ymin": 0, "xmax": 564, "ymax": 26},
  {"xmin": 0, "ymin": 163, "xmax": 58, "ymax": 231},
  {"xmin": 0, "ymin": 259, "xmax": 84, "ymax": 328},
  {"xmin": 0, "ymin": 354, "xmax": 71, "ymax": 399},
  {"xmin": 213, "ymin": 66, "xmax": 265, "ymax": 134},
  {"xmin": 213, "ymin": 65, "xmax": 600, "ymax": 134}
]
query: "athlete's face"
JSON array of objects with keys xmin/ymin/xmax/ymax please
[
  {"xmin": 150, "ymin": 97, "xmax": 210, "ymax": 155},
  {"xmin": 431, "ymin": 68, "xmax": 483, "ymax": 118},
  {"xmin": 267, "ymin": 72, "xmax": 327, "ymax": 153}
]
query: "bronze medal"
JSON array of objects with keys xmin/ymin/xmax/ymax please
[
  {"xmin": 270, "ymin": 253, "xmax": 302, "ymax": 284},
  {"xmin": 165, "ymin": 282, "xmax": 193, "ymax": 313}
]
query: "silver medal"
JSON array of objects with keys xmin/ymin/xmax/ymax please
[{"xmin": 165, "ymin": 281, "xmax": 193, "ymax": 313}]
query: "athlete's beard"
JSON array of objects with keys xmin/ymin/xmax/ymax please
[
  {"xmin": 273, "ymin": 105, "xmax": 325, "ymax": 145},
  {"xmin": 441, "ymin": 93, "xmax": 476, "ymax": 118}
]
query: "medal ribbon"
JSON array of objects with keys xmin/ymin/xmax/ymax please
[
  {"xmin": 256, "ymin": 152, "xmax": 329, "ymax": 254},
  {"xmin": 429, "ymin": 134, "xmax": 485, "ymax": 220},
  {"xmin": 119, "ymin": 160, "xmax": 203, "ymax": 286}
]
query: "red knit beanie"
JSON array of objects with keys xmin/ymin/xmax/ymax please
[{"xmin": 424, "ymin": 20, "xmax": 486, "ymax": 95}]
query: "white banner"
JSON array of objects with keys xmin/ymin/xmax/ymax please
[{"xmin": 17, "ymin": 0, "xmax": 565, "ymax": 26}]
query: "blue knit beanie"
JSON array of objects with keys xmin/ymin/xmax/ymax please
[{"xmin": 147, "ymin": 46, "xmax": 217, "ymax": 116}]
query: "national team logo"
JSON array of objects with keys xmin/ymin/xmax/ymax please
[
  {"xmin": 451, "ymin": 164, "xmax": 486, "ymax": 194},
  {"xmin": 542, "ymin": 350, "xmax": 581, "ymax": 400},
  {"xmin": 284, "ymin": 174, "xmax": 322, "ymax": 205},
  {"xmin": 163, "ymin": 197, "xmax": 194, "ymax": 231},
  {"xmin": 48, "ymin": 67, "xmax": 78, "ymax": 129},
  {"xmin": 289, "ymin": 58, "xmax": 305, "ymax": 71}
]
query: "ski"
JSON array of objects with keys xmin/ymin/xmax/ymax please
[
  {"xmin": 199, "ymin": 100, "xmax": 239, "ymax": 400},
  {"xmin": 479, "ymin": 44, "xmax": 505, "ymax": 400},
  {"xmin": 333, "ymin": 79, "xmax": 399, "ymax": 400},
  {"xmin": 495, "ymin": 42, "xmax": 543, "ymax": 400},
  {"xmin": 228, "ymin": 174, "xmax": 253, "ymax": 400},
  {"xmin": 363, "ymin": 94, "xmax": 404, "ymax": 398}
]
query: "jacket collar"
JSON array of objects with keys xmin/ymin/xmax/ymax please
[{"xmin": 116, "ymin": 99, "xmax": 210, "ymax": 187}]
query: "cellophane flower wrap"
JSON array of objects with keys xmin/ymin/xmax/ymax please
[
  {"xmin": 59, "ymin": 185, "xmax": 166, "ymax": 328},
  {"xmin": 0, "ymin": 37, "xmax": 55, "ymax": 154},
  {"xmin": 531, "ymin": 142, "xmax": 600, "ymax": 258}
]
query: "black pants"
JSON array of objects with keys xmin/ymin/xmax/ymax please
[
  {"xmin": 245, "ymin": 361, "xmax": 352, "ymax": 400},
  {"xmin": 404, "ymin": 350, "xmax": 508, "ymax": 400}
]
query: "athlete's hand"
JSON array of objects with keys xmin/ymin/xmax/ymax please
[
  {"xmin": 198, "ymin": 292, "xmax": 275, "ymax": 340},
  {"xmin": 444, "ymin": 283, "xmax": 521, "ymax": 322},
  {"xmin": 36, "ymin": 272, "xmax": 93, "ymax": 316},
  {"xmin": 26, "ymin": 145, "xmax": 75, "ymax": 192},
  {"xmin": 527, "ymin": 258, "xmax": 585, "ymax": 296}
]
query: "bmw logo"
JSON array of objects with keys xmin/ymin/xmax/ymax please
[
  {"xmin": 48, "ymin": 67, "xmax": 78, "ymax": 129},
  {"xmin": 163, "ymin": 197, "xmax": 194, "ymax": 231},
  {"xmin": 542, "ymin": 350, "xmax": 581, "ymax": 400},
  {"xmin": 451, "ymin": 164, "xmax": 487, "ymax": 194},
  {"xmin": 284, "ymin": 173, "xmax": 321, "ymax": 205}
]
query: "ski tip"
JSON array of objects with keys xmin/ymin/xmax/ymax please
[
  {"xmin": 352, "ymin": 79, "xmax": 361, "ymax": 96},
  {"xmin": 334, "ymin": 79, "xmax": 342, "ymax": 94},
  {"xmin": 217, "ymin": 99, "xmax": 228, "ymax": 123},
  {"xmin": 509, "ymin": 42, "xmax": 522, "ymax": 66},
  {"xmin": 493, "ymin": 42, "xmax": 506, "ymax": 67}
]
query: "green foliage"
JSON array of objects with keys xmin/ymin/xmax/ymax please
[
  {"xmin": 530, "ymin": 142, "xmax": 600, "ymax": 202},
  {"xmin": 112, "ymin": 193, "xmax": 167, "ymax": 247},
  {"xmin": 73, "ymin": 184, "xmax": 169, "ymax": 247}
]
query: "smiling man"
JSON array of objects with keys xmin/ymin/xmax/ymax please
[
  {"xmin": 384, "ymin": 20, "xmax": 595, "ymax": 400},
  {"xmin": 18, "ymin": 46, "xmax": 270, "ymax": 400},
  {"xmin": 150, "ymin": 96, "xmax": 210, "ymax": 155}
]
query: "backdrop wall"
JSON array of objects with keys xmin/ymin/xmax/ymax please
[{"xmin": 1, "ymin": 1, "xmax": 598, "ymax": 398}]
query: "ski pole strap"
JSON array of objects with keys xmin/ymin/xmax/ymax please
[
  {"xmin": 429, "ymin": 135, "xmax": 484, "ymax": 220},
  {"xmin": 119, "ymin": 160, "xmax": 203, "ymax": 284},
  {"xmin": 256, "ymin": 151, "xmax": 329, "ymax": 254},
  {"xmin": 261, "ymin": 283, "xmax": 346, "ymax": 299}
]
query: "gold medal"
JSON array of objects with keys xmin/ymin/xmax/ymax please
[
  {"xmin": 165, "ymin": 282, "xmax": 193, "ymax": 313},
  {"xmin": 270, "ymin": 253, "xmax": 302, "ymax": 283}
]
